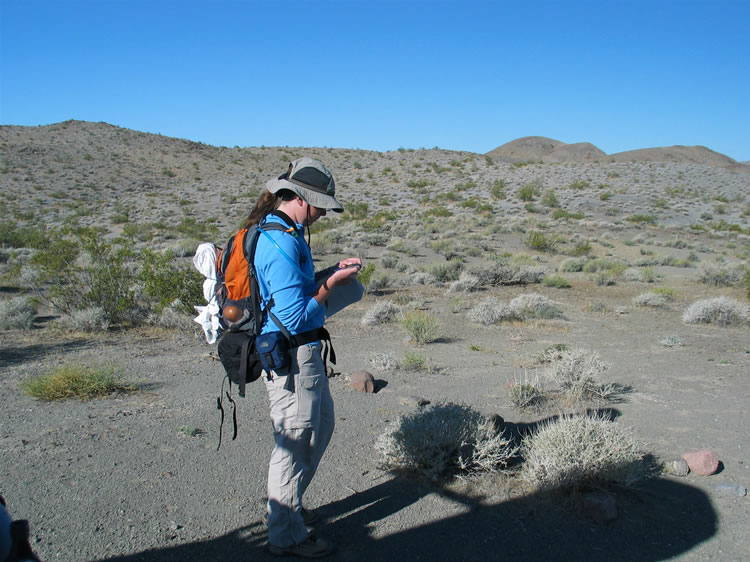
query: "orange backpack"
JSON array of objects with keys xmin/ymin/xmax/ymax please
[{"xmin": 215, "ymin": 222, "xmax": 288, "ymax": 334}]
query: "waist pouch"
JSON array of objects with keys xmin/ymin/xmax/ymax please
[
  {"xmin": 256, "ymin": 327, "xmax": 334, "ymax": 373},
  {"xmin": 256, "ymin": 331, "xmax": 291, "ymax": 372}
]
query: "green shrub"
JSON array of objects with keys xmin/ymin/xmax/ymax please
[
  {"xmin": 542, "ymin": 274, "xmax": 571, "ymax": 288},
  {"xmin": 344, "ymin": 202, "xmax": 369, "ymax": 220},
  {"xmin": 552, "ymin": 208, "xmax": 584, "ymax": 221},
  {"xmin": 626, "ymin": 214, "xmax": 657, "ymax": 225},
  {"xmin": 569, "ymin": 241, "xmax": 592, "ymax": 256},
  {"xmin": 400, "ymin": 310, "xmax": 441, "ymax": 344},
  {"xmin": 490, "ymin": 179, "xmax": 507, "ymax": 199},
  {"xmin": 559, "ymin": 257, "xmax": 587, "ymax": 272},
  {"xmin": 541, "ymin": 190, "xmax": 560, "ymax": 208},
  {"xmin": 139, "ymin": 250, "xmax": 204, "ymax": 314},
  {"xmin": 0, "ymin": 221, "xmax": 46, "ymax": 249},
  {"xmin": 525, "ymin": 231, "xmax": 555, "ymax": 252},
  {"xmin": 426, "ymin": 259, "xmax": 464, "ymax": 282},
  {"xmin": 357, "ymin": 263, "xmax": 376, "ymax": 289},
  {"xmin": 518, "ymin": 183, "xmax": 541, "ymax": 202},
  {"xmin": 400, "ymin": 351, "xmax": 429, "ymax": 371},
  {"xmin": 21, "ymin": 363, "xmax": 134, "ymax": 401},
  {"xmin": 567, "ymin": 180, "xmax": 590, "ymax": 190},
  {"xmin": 30, "ymin": 227, "xmax": 138, "ymax": 325}
]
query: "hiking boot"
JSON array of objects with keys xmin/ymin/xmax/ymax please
[
  {"xmin": 268, "ymin": 535, "xmax": 333, "ymax": 558},
  {"xmin": 301, "ymin": 507, "xmax": 320, "ymax": 525}
]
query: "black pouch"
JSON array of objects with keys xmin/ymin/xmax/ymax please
[
  {"xmin": 218, "ymin": 331, "xmax": 263, "ymax": 396},
  {"xmin": 256, "ymin": 331, "xmax": 291, "ymax": 372}
]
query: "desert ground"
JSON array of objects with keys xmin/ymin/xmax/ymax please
[{"xmin": 1, "ymin": 121, "xmax": 749, "ymax": 561}]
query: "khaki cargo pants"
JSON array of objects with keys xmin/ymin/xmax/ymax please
[{"xmin": 263, "ymin": 342, "xmax": 335, "ymax": 548}]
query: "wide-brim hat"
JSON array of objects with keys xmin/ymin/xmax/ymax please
[{"xmin": 266, "ymin": 157, "xmax": 344, "ymax": 212}]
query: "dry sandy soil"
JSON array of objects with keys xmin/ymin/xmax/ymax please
[{"xmin": 1, "ymin": 122, "xmax": 749, "ymax": 561}]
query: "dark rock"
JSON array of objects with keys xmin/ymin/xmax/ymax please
[{"xmin": 576, "ymin": 491, "xmax": 617, "ymax": 525}]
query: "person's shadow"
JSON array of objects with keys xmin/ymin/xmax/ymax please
[{"xmin": 101, "ymin": 454, "xmax": 717, "ymax": 561}]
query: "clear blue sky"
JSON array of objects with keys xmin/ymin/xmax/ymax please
[{"xmin": 1, "ymin": 0, "xmax": 748, "ymax": 161}]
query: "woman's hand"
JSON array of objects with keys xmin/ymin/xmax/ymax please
[{"xmin": 329, "ymin": 258, "xmax": 362, "ymax": 286}]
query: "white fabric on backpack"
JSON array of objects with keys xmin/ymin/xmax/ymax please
[{"xmin": 193, "ymin": 243, "xmax": 221, "ymax": 344}]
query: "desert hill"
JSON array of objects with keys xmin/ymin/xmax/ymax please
[
  {"xmin": 607, "ymin": 145, "xmax": 737, "ymax": 166},
  {"xmin": 2, "ymin": 120, "xmax": 749, "ymax": 245},
  {"xmin": 486, "ymin": 135, "xmax": 739, "ymax": 167}
]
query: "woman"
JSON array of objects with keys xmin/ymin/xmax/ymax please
[{"xmin": 246, "ymin": 157, "xmax": 360, "ymax": 558}]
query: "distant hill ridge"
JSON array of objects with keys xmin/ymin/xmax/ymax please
[
  {"xmin": 0, "ymin": 120, "xmax": 741, "ymax": 168},
  {"xmin": 486, "ymin": 135, "xmax": 739, "ymax": 167}
]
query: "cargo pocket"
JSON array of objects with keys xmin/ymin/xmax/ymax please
[{"xmin": 295, "ymin": 374, "xmax": 321, "ymax": 428}]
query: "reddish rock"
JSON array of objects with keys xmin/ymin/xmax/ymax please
[
  {"xmin": 681, "ymin": 450, "xmax": 720, "ymax": 476},
  {"xmin": 350, "ymin": 371, "xmax": 375, "ymax": 393}
]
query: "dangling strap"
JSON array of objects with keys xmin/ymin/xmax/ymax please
[{"xmin": 216, "ymin": 375, "xmax": 238, "ymax": 451}]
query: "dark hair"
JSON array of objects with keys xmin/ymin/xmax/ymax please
[{"xmin": 242, "ymin": 189, "xmax": 297, "ymax": 228}]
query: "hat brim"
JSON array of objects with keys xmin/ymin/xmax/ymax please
[{"xmin": 266, "ymin": 178, "xmax": 344, "ymax": 212}]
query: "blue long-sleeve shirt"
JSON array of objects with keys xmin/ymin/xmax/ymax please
[{"xmin": 254, "ymin": 214, "xmax": 325, "ymax": 336}]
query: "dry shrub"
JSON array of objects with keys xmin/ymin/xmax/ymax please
[
  {"xmin": 682, "ymin": 296, "xmax": 749, "ymax": 327},
  {"xmin": 520, "ymin": 414, "xmax": 650, "ymax": 490},
  {"xmin": 468, "ymin": 293, "xmax": 563, "ymax": 325},
  {"xmin": 0, "ymin": 296, "xmax": 36, "ymax": 330},
  {"xmin": 544, "ymin": 348, "xmax": 616, "ymax": 403},
  {"xmin": 632, "ymin": 291, "xmax": 668, "ymax": 308},
  {"xmin": 509, "ymin": 293, "xmax": 564, "ymax": 319},
  {"xmin": 446, "ymin": 272, "xmax": 480, "ymax": 294},
  {"xmin": 56, "ymin": 306, "xmax": 110, "ymax": 332},
  {"xmin": 361, "ymin": 300, "xmax": 400, "ymax": 326},
  {"xmin": 469, "ymin": 262, "xmax": 545, "ymax": 286},
  {"xmin": 467, "ymin": 297, "xmax": 516, "ymax": 325},
  {"xmin": 368, "ymin": 351, "xmax": 397, "ymax": 371},
  {"xmin": 376, "ymin": 402, "xmax": 517, "ymax": 481},
  {"xmin": 697, "ymin": 262, "xmax": 746, "ymax": 287}
]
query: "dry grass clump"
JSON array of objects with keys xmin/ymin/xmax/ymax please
[
  {"xmin": 697, "ymin": 262, "xmax": 746, "ymax": 287},
  {"xmin": 361, "ymin": 300, "xmax": 400, "ymax": 326},
  {"xmin": 21, "ymin": 363, "xmax": 135, "ymax": 401},
  {"xmin": 632, "ymin": 291, "xmax": 669, "ymax": 308},
  {"xmin": 682, "ymin": 296, "xmax": 749, "ymax": 326},
  {"xmin": 467, "ymin": 297, "xmax": 515, "ymax": 325},
  {"xmin": 376, "ymin": 402, "xmax": 517, "ymax": 481},
  {"xmin": 368, "ymin": 351, "xmax": 397, "ymax": 371},
  {"xmin": 507, "ymin": 371, "xmax": 545, "ymax": 411},
  {"xmin": 446, "ymin": 272, "xmax": 480, "ymax": 294},
  {"xmin": 544, "ymin": 348, "xmax": 617, "ymax": 403},
  {"xmin": 509, "ymin": 293, "xmax": 564, "ymax": 319},
  {"xmin": 0, "ymin": 296, "xmax": 36, "ymax": 330},
  {"xmin": 520, "ymin": 414, "xmax": 650, "ymax": 490},
  {"xmin": 55, "ymin": 306, "xmax": 111, "ymax": 332}
]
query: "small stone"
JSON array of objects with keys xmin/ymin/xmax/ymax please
[
  {"xmin": 714, "ymin": 483, "xmax": 747, "ymax": 497},
  {"xmin": 681, "ymin": 450, "xmax": 720, "ymax": 476},
  {"xmin": 664, "ymin": 458, "xmax": 690, "ymax": 477},
  {"xmin": 399, "ymin": 396, "xmax": 430, "ymax": 408},
  {"xmin": 576, "ymin": 492, "xmax": 617, "ymax": 525},
  {"xmin": 350, "ymin": 371, "xmax": 375, "ymax": 393}
]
